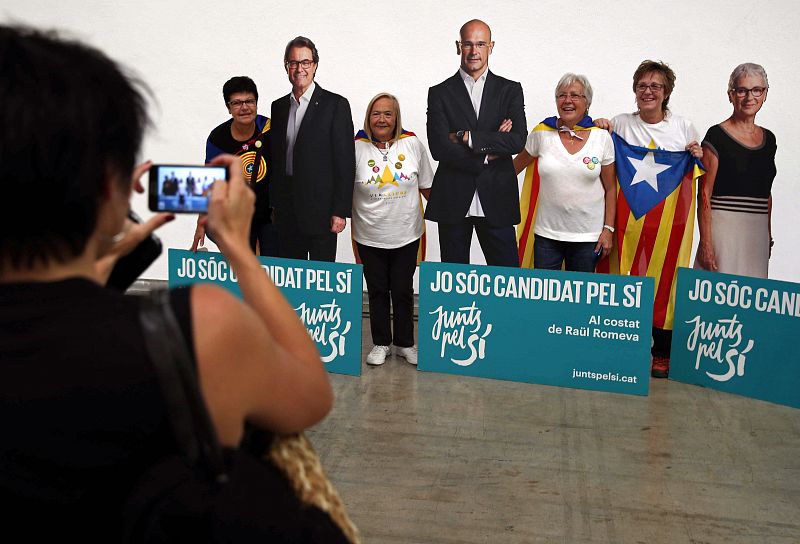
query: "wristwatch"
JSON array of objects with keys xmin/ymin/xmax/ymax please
[
  {"xmin": 603, "ymin": 224, "xmax": 615, "ymax": 233},
  {"xmin": 456, "ymin": 130, "xmax": 466, "ymax": 144}
]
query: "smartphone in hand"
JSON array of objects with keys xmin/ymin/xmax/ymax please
[{"xmin": 148, "ymin": 164, "xmax": 227, "ymax": 214}]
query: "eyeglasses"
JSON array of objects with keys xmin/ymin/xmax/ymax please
[
  {"xmin": 557, "ymin": 93, "xmax": 586, "ymax": 101},
  {"xmin": 636, "ymin": 83, "xmax": 665, "ymax": 93},
  {"xmin": 458, "ymin": 41, "xmax": 490, "ymax": 50},
  {"xmin": 228, "ymin": 98, "xmax": 257, "ymax": 109},
  {"xmin": 732, "ymin": 86, "xmax": 766, "ymax": 98},
  {"xmin": 286, "ymin": 59, "xmax": 315, "ymax": 70}
]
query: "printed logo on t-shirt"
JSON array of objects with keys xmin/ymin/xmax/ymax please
[{"xmin": 240, "ymin": 151, "xmax": 267, "ymax": 183}]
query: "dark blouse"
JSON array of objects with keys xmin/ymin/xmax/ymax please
[
  {"xmin": 206, "ymin": 114, "xmax": 272, "ymax": 221},
  {"xmin": 703, "ymin": 124, "xmax": 777, "ymax": 214}
]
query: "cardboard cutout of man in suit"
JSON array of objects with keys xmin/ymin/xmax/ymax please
[
  {"xmin": 426, "ymin": 19, "xmax": 527, "ymax": 267},
  {"xmin": 269, "ymin": 36, "xmax": 355, "ymax": 262}
]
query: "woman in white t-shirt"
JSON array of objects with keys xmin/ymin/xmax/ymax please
[
  {"xmin": 595, "ymin": 60, "xmax": 704, "ymax": 379},
  {"xmin": 352, "ymin": 93, "xmax": 433, "ymax": 367},
  {"xmin": 513, "ymin": 73, "xmax": 616, "ymax": 272}
]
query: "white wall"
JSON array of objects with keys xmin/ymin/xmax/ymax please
[{"xmin": 3, "ymin": 0, "xmax": 798, "ymax": 283}]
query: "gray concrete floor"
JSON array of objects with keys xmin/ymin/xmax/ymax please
[{"xmin": 308, "ymin": 318, "xmax": 800, "ymax": 544}]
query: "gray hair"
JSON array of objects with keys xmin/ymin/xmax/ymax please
[
  {"xmin": 728, "ymin": 63, "xmax": 769, "ymax": 91},
  {"xmin": 555, "ymin": 73, "xmax": 593, "ymax": 111}
]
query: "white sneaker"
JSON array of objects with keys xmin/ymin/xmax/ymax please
[
  {"xmin": 395, "ymin": 345, "xmax": 418, "ymax": 365},
  {"xmin": 366, "ymin": 345, "xmax": 391, "ymax": 366}
]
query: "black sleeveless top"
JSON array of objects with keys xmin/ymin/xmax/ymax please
[
  {"xmin": 703, "ymin": 124, "xmax": 777, "ymax": 214},
  {"xmin": 0, "ymin": 279, "xmax": 191, "ymax": 540}
]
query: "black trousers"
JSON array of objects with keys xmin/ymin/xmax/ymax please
[
  {"xmin": 357, "ymin": 239, "xmax": 419, "ymax": 348},
  {"xmin": 210, "ymin": 218, "xmax": 279, "ymax": 257},
  {"xmin": 652, "ymin": 327, "xmax": 672, "ymax": 358},
  {"xmin": 249, "ymin": 221, "xmax": 280, "ymax": 257},
  {"xmin": 438, "ymin": 217, "xmax": 519, "ymax": 267},
  {"xmin": 275, "ymin": 208, "xmax": 337, "ymax": 262}
]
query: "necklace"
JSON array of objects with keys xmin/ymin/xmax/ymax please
[{"xmin": 376, "ymin": 141, "xmax": 391, "ymax": 161}]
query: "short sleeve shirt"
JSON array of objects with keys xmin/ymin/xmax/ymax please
[
  {"xmin": 524, "ymin": 127, "xmax": 615, "ymax": 241},
  {"xmin": 352, "ymin": 135, "xmax": 433, "ymax": 248}
]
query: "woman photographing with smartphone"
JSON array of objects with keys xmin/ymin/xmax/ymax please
[{"xmin": 0, "ymin": 25, "xmax": 341, "ymax": 540}]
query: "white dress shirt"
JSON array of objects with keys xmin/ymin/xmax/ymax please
[
  {"xmin": 286, "ymin": 81, "xmax": 316, "ymax": 176},
  {"xmin": 459, "ymin": 67, "xmax": 488, "ymax": 217}
]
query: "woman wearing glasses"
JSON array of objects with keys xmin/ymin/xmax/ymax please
[
  {"xmin": 597, "ymin": 60, "xmax": 703, "ymax": 379},
  {"xmin": 352, "ymin": 93, "xmax": 433, "ymax": 367},
  {"xmin": 191, "ymin": 76, "xmax": 278, "ymax": 256},
  {"xmin": 513, "ymin": 73, "xmax": 616, "ymax": 272},
  {"xmin": 608, "ymin": 60, "xmax": 703, "ymax": 158},
  {"xmin": 694, "ymin": 63, "xmax": 776, "ymax": 278}
]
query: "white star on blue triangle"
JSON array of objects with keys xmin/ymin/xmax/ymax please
[
  {"xmin": 627, "ymin": 151, "xmax": 672, "ymax": 191},
  {"xmin": 613, "ymin": 133, "xmax": 698, "ymax": 219}
]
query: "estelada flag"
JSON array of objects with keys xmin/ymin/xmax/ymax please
[
  {"xmin": 516, "ymin": 116, "xmax": 601, "ymax": 268},
  {"xmin": 350, "ymin": 129, "xmax": 427, "ymax": 265},
  {"xmin": 596, "ymin": 134, "xmax": 705, "ymax": 330}
]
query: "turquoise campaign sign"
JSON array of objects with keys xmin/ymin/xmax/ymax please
[
  {"xmin": 168, "ymin": 249, "xmax": 362, "ymax": 376},
  {"xmin": 418, "ymin": 262, "xmax": 654, "ymax": 395},
  {"xmin": 670, "ymin": 268, "xmax": 800, "ymax": 409}
]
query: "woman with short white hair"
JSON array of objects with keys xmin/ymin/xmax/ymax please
[
  {"xmin": 514, "ymin": 73, "xmax": 616, "ymax": 272},
  {"xmin": 694, "ymin": 62, "xmax": 776, "ymax": 278}
]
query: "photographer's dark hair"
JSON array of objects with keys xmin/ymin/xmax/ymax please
[
  {"xmin": 222, "ymin": 76, "xmax": 258, "ymax": 105},
  {"xmin": 0, "ymin": 25, "xmax": 149, "ymax": 272},
  {"xmin": 283, "ymin": 36, "xmax": 319, "ymax": 65}
]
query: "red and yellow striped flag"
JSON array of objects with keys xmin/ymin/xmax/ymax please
[
  {"xmin": 516, "ymin": 117, "xmax": 602, "ymax": 268},
  {"xmin": 596, "ymin": 135, "xmax": 705, "ymax": 329}
]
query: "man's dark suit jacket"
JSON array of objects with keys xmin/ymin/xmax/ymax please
[
  {"xmin": 425, "ymin": 70, "xmax": 526, "ymax": 227},
  {"xmin": 269, "ymin": 84, "xmax": 355, "ymax": 235}
]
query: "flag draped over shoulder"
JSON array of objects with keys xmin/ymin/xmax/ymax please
[
  {"xmin": 351, "ymin": 129, "xmax": 426, "ymax": 265},
  {"xmin": 516, "ymin": 116, "xmax": 600, "ymax": 268},
  {"xmin": 353, "ymin": 128, "xmax": 415, "ymax": 143},
  {"xmin": 595, "ymin": 134, "xmax": 705, "ymax": 330}
]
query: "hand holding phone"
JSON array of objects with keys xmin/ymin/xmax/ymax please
[
  {"xmin": 203, "ymin": 154, "xmax": 256, "ymax": 255},
  {"xmin": 148, "ymin": 164, "xmax": 228, "ymax": 213}
]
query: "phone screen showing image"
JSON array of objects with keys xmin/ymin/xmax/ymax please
[{"xmin": 149, "ymin": 164, "xmax": 227, "ymax": 213}]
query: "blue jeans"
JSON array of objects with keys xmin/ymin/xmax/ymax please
[{"xmin": 533, "ymin": 235, "xmax": 597, "ymax": 272}]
